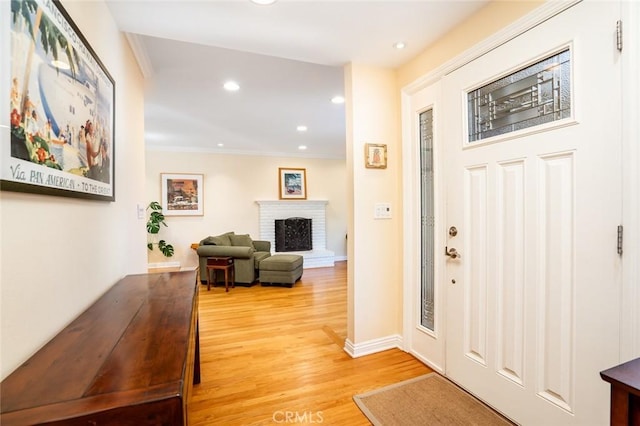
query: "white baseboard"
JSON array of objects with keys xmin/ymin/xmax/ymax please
[
  {"xmin": 147, "ymin": 261, "xmax": 180, "ymax": 270},
  {"xmin": 343, "ymin": 334, "xmax": 403, "ymax": 358}
]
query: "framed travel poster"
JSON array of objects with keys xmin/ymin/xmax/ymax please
[{"xmin": 2, "ymin": 0, "xmax": 116, "ymax": 201}]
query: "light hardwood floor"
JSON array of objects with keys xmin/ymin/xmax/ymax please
[{"xmin": 188, "ymin": 261, "xmax": 433, "ymax": 425}]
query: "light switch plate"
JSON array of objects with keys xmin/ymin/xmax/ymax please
[
  {"xmin": 374, "ymin": 203, "xmax": 391, "ymax": 219},
  {"xmin": 137, "ymin": 203, "xmax": 145, "ymax": 220}
]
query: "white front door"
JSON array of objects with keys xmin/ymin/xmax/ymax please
[{"xmin": 444, "ymin": 1, "xmax": 622, "ymax": 424}]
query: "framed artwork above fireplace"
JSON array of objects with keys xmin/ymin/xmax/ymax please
[{"xmin": 279, "ymin": 168, "xmax": 307, "ymax": 200}]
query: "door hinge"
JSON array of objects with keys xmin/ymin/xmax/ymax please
[
  {"xmin": 616, "ymin": 20, "xmax": 623, "ymax": 52},
  {"xmin": 617, "ymin": 225, "xmax": 623, "ymax": 255}
]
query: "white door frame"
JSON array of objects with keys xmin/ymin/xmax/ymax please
[
  {"xmin": 402, "ymin": 0, "xmax": 640, "ymax": 370},
  {"xmin": 620, "ymin": 0, "xmax": 640, "ymax": 361}
]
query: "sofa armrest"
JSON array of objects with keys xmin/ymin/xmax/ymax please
[
  {"xmin": 197, "ymin": 245, "xmax": 254, "ymax": 259},
  {"xmin": 253, "ymin": 240, "xmax": 271, "ymax": 252}
]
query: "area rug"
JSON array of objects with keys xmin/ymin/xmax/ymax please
[{"xmin": 353, "ymin": 373, "xmax": 512, "ymax": 425}]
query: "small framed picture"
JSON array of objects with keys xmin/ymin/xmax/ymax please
[
  {"xmin": 365, "ymin": 143, "xmax": 387, "ymax": 169},
  {"xmin": 279, "ymin": 168, "xmax": 307, "ymax": 200},
  {"xmin": 161, "ymin": 173, "xmax": 204, "ymax": 216}
]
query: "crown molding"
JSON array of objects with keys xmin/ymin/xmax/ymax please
[{"xmin": 125, "ymin": 32, "xmax": 154, "ymax": 79}]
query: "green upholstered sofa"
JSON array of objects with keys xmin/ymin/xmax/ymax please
[{"xmin": 196, "ymin": 232, "xmax": 271, "ymax": 285}]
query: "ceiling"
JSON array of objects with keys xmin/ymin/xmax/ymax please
[{"xmin": 106, "ymin": 0, "xmax": 489, "ymax": 159}]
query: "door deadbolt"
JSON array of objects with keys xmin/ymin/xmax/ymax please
[{"xmin": 449, "ymin": 226, "xmax": 458, "ymax": 237}]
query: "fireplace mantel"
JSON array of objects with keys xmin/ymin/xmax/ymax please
[
  {"xmin": 256, "ymin": 200, "xmax": 334, "ymax": 268},
  {"xmin": 256, "ymin": 200, "xmax": 328, "ymax": 207}
]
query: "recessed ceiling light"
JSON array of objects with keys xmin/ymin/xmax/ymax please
[
  {"xmin": 296, "ymin": 125, "xmax": 308, "ymax": 132},
  {"xmin": 251, "ymin": 0, "xmax": 277, "ymax": 5},
  {"xmin": 217, "ymin": 143, "xmax": 224, "ymax": 147},
  {"xmin": 223, "ymin": 81, "xmax": 240, "ymax": 91},
  {"xmin": 331, "ymin": 96, "xmax": 345, "ymax": 104},
  {"xmin": 298, "ymin": 145, "xmax": 307, "ymax": 150},
  {"xmin": 394, "ymin": 42, "xmax": 407, "ymax": 50}
]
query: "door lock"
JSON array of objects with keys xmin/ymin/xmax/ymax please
[
  {"xmin": 445, "ymin": 246, "xmax": 460, "ymax": 259},
  {"xmin": 449, "ymin": 226, "xmax": 458, "ymax": 237}
]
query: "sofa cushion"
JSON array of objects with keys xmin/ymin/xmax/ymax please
[
  {"xmin": 201, "ymin": 236, "xmax": 217, "ymax": 245},
  {"xmin": 230, "ymin": 234, "xmax": 253, "ymax": 247},
  {"xmin": 253, "ymin": 251, "xmax": 272, "ymax": 269},
  {"xmin": 252, "ymin": 240, "xmax": 271, "ymax": 252},
  {"xmin": 202, "ymin": 234, "xmax": 231, "ymax": 246}
]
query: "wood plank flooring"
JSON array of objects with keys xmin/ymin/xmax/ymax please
[{"xmin": 188, "ymin": 261, "xmax": 432, "ymax": 425}]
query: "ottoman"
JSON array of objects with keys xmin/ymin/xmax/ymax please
[{"xmin": 259, "ymin": 254, "xmax": 304, "ymax": 287}]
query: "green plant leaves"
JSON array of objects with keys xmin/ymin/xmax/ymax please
[
  {"xmin": 147, "ymin": 211, "xmax": 166, "ymax": 234},
  {"xmin": 146, "ymin": 201, "xmax": 174, "ymax": 257},
  {"xmin": 158, "ymin": 239, "xmax": 175, "ymax": 257}
]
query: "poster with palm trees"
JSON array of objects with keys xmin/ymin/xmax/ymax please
[{"xmin": 2, "ymin": 0, "xmax": 115, "ymax": 201}]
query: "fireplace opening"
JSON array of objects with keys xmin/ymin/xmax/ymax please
[{"xmin": 275, "ymin": 217, "xmax": 312, "ymax": 252}]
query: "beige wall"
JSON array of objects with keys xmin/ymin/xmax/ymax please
[
  {"xmin": 398, "ymin": 0, "xmax": 543, "ymax": 87},
  {"xmin": 345, "ymin": 63, "xmax": 402, "ymax": 346},
  {"xmin": 145, "ymin": 150, "xmax": 347, "ymax": 269},
  {"xmin": 0, "ymin": 1, "xmax": 147, "ymax": 379}
]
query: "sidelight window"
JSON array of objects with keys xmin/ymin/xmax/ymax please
[{"xmin": 420, "ymin": 109, "xmax": 435, "ymax": 331}]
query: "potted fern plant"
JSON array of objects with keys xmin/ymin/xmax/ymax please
[{"xmin": 146, "ymin": 201, "xmax": 174, "ymax": 257}]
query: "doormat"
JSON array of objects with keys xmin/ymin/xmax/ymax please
[{"xmin": 353, "ymin": 373, "xmax": 513, "ymax": 425}]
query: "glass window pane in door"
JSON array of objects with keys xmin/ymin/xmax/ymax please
[
  {"xmin": 467, "ymin": 48, "xmax": 571, "ymax": 142},
  {"xmin": 420, "ymin": 109, "xmax": 435, "ymax": 331}
]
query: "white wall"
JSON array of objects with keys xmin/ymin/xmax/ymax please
[
  {"xmin": 145, "ymin": 150, "xmax": 347, "ymax": 269},
  {"xmin": 345, "ymin": 64, "xmax": 402, "ymax": 350},
  {"xmin": 0, "ymin": 0, "xmax": 147, "ymax": 379}
]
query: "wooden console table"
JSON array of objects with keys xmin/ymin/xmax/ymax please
[
  {"xmin": 600, "ymin": 357, "xmax": 640, "ymax": 426},
  {"xmin": 0, "ymin": 271, "xmax": 200, "ymax": 425}
]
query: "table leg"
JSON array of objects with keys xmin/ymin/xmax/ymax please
[
  {"xmin": 194, "ymin": 318, "xmax": 201, "ymax": 384},
  {"xmin": 610, "ymin": 387, "xmax": 630, "ymax": 426}
]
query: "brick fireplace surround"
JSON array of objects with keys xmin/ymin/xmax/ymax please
[{"xmin": 256, "ymin": 200, "xmax": 335, "ymax": 268}]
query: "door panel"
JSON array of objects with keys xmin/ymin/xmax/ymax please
[
  {"xmin": 495, "ymin": 159, "xmax": 525, "ymax": 387},
  {"xmin": 537, "ymin": 151, "xmax": 575, "ymax": 411},
  {"xmin": 463, "ymin": 164, "xmax": 489, "ymax": 367},
  {"xmin": 444, "ymin": 1, "xmax": 622, "ymax": 424}
]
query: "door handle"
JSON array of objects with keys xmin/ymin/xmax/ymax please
[{"xmin": 445, "ymin": 246, "xmax": 460, "ymax": 259}]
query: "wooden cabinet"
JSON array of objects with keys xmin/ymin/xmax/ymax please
[
  {"xmin": 0, "ymin": 271, "xmax": 200, "ymax": 425},
  {"xmin": 600, "ymin": 357, "xmax": 640, "ymax": 426}
]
